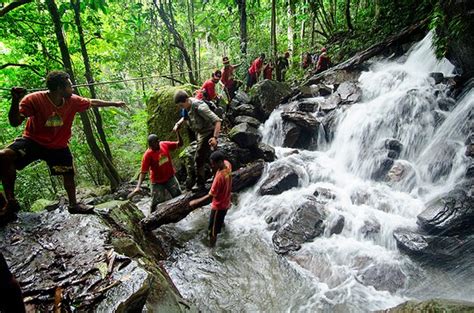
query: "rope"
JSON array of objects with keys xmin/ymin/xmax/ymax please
[{"xmin": 0, "ymin": 66, "xmax": 219, "ymax": 92}]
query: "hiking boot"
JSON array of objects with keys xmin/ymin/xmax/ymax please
[{"xmin": 68, "ymin": 203, "xmax": 94, "ymax": 214}]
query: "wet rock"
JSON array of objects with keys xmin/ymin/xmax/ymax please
[
  {"xmin": 282, "ymin": 121, "xmax": 301, "ymax": 148},
  {"xmin": 433, "ymin": 110, "xmax": 447, "ymax": 128},
  {"xmin": 234, "ymin": 115, "xmax": 261, "ymax": 128},
  {"xmin": 233, "ymin": 103, "xmax": 261, "ymax": 120},
  {"xmin": 336, "ymin": 81, "xmax": 362, "ymax": 104},
  {"xmin": 297, "ymin": 99, "xmax": 320, "ymax": 112},
  {"xmin": 360, "ymin": 218, "xmax": 381, "ymax": 237},
  {"xmin": 437, "ymin": 97, "xmax": 456, "ymax": 111},
  {"xmin": 323, "ymin": 93, "xmax": 342, "ymax": 110},
  {"xmin": 0, "ymin": 201, "xmax": 189, "ymax": 312},
  {"xmin": 384, "ymin": 138, "xmax": 403, "ymax": 154},
  {"xmin": 381, "ymin": 299, "xmax": 474, "ymax": 313},
  {"xmin": 281, "ymin": 111, "xmax": 320, "ymax": 130},
  {"xmin": 320, "ymin": 109, "xmax": 340, "ymax": 142},
  {"xmin": 467, "ymin": 163, "xmax": 474, "ymax": 178},
  {"xmin": 417, "ymin": 186, "xmax": 474, "ymax": 236},
  {"xmin": 386, "ymin": 160, "xmax": 416, "ymax": 184},
  {"xmin": 249, "ymin": 80, "xmax": 292, "ymax": 119},
  {"xmin": 313, "ymin": 187, "xmax": 337, "ymax": 201},
  {"xmin": 228, "ymin": 123, "xmax": 262, "ymax": 148},
  {"xmin": 309, "ymin": 84, "xmax": 333, "ymax": 97},
  {"xmin": 259, "ymin": 164, "xmax": 299, "ymax": 195},
  {"xmin": 371, "ymin": 157, "xmax": 394, "ymax": 181},
  {"xmin": 466, "ymin": 134, "xmax": 474, "ymax": 157},
  {"xmin": 255, "ymin": 143, "xmax": 276, "ymax": 162},
  {"xmin": 328, "ymin": 215, "xmax": 345, "ymax": 235},
  {"xmin": 357, "ymin": 263, "xmax": 406, "ymax": 293},
  {"xmin": 272, "ymin": 196, "xmax": 327, "ymax": 254},
  {"xmin": 393, "ymin": 228, "xmax": 473, "ymax": 262},
  {"xmin": 429, "ymin": 72, "xmax": 444, "ymax": 84},
  {"xmin": 233, "ymin": 90, "xmax": 251, "ymax": 104},
  {"xmin": 215, "ymin": 137, "xmax": 256, "ymax": 168}
]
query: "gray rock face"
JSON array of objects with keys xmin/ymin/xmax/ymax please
[
  {"xmin": 357, "ymin": 263, "xmax": 407, "ymax": 293},
  {"xmin": 259, "ymin": 164, "xmax": 299, "ymax": 195},
  {"xmin": 282, "ymin": 121, "xmax": 302, "ymax": 148},
  {"xmin": 382, "ymin": 299, "xmax": 474, "ymax": 313},
  {"xmin": 234, "ymin": 115, "xmax": 261, "ymax": 128},
  {"xmin": 229, "ymin": 122, "xmax": 262, "ymax": 148},
  {"xmin": 328, "ymin": 215, "xmax": 345, "ymax": 235},
  {"xmin": 417, "ymin": 186, "xmax": 474, "ymax": 236},
  {"xmin": 336, "ymin": 81, "xmax": 362, "ymax": 104},
  {"xmin": 281, "ymin": 111, "xmax": 320, "ymax": 130},
  {"xmin": 393, "ymin": 228, "xmax": 473, "ymax": 262},
  {"xmin": 429, "ymin": 72, "xmax": 444, "ymax": 84},
  {"xmin": 256, "ymin": 143, "xmax": 276, "ymax": 162},
  {"xmin": 250, "ymin": 80, "xmax": 292, "ymax": 119},
  {"xmin": 297, "ymin": 99, "xmax": 320, "ymax": 112},
  {"xmin": 233, "ymin": 103, "xmax": 260, "ymax": 120},
  {"xmin": 360, "ymin": 218, "xmax": 381, "ymax": 238},
  {"xmin": 272, "ymin": 196, "xmax": 327, "ymax": 254},
  {"xmin": 0, "ymin": 201, "xmax": 189, "ymax": 312}
]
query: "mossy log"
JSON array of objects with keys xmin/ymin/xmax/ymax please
[{"xmin": 140, "ymin": 161, "xmax": 265, "ymax": 230}]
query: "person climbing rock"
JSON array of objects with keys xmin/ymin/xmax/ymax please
[
  {"xmin": 196, "ymin": 70, "xmax": 222, "ymax": 103},
  {"xmin": 128, "ymin": 131, "xmax": 183, "ymax": 213},
  {"xmin": 0, "ymin": 71, "xmax": 126, "ymax": 224},
  {"xmin": 189, "ymin": 151, "xmax": 232, "ymax": 247},
  {"xmin": 263, "ymin": 61, "xmax": 274, "ymax": 80},
  {"xmin": 276, "ymin": 51, "xmax": 290, "ymax": 82},
  {"xmin": 315, "ymin": 47, "xmax": 331, "ymax": 73},
  {"xmin": 302, "ymin": 52, "xmax": 313, "ymax": 70},
  {"xmin": 220, "ymin": 56, "xmax": 241, "ymax": 103},
  {"xmin": 246, "ymin": 53, "xmax": 265, "ymax": 90},
  {"xmin": 173, "ymin": 90, "xmax": 222, "ymax": 191}
]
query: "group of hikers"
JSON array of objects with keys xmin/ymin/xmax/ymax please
[
  {"xmin": 301, "ymin": 47, "xmax": 332, "ymax": 74},
  {"xmin": 0, "ymin": 47, "xmax": 334, "ymax": 309}
]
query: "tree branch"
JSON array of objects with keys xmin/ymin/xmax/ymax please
[
  {"xmin": 0, "ymin": 0, "xmax": 33, "ymax": 18},
  {"xmin": 0, "ymin": 63, "xmax": 43, "ymax": 76}
]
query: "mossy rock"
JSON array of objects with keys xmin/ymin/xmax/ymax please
[{"xmin": 380, "ymin": 299, "xmax": 474, "ymax": 313}]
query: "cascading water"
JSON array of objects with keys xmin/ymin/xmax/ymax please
[{"xmin": 162, "ymin": 32, "xmax": 474, "ymax": 312}]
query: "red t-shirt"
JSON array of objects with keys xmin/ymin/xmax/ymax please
[
  {"xmin": 140, "ymin": 141, "xmax": 178, "ymax": 184},
  {"xmin": 19, "ymin": 91, "xmax": 91, "ymax": 149},
  {"xmin": 196, "ymin": 79, "xmax": 217, "ymax": 101},
  {"xmin": 263, "ymin": 65, "xmax": 273, "ymax": 80},
  {"xmin": 248, "ymin": 58, "xmax": 263, "ymax": 75},
  {"xmin": 221, "ymin": 65, "xmax": 235, "ymax": 88},
  {"xmin": 209, "ymin": 160, "xmax": 232, "ymax": 210}
]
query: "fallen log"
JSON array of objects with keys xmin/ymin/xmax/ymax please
[{"xmin": 140, "ymin": 161, "xmax": 266, "ymax": 231}]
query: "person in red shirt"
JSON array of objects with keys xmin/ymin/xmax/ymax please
[
  {"xmin": 246, "ymin": 53, "xmax": 266, "ymax": 90},
  {"xmin": 0, "ymin": 70, "xmax": 125, "ymax": 223},
  {"xmin": 263, "ymin": 61, "xmax": 274, "ymax": 80},
  {"xmin": 315, "ymin": 47, "xmax": 331, "ymax": 73},
  {"xmin": 196, "ymin": 70, "xmax": 222, "ymax": 102},
  {"xmin": 128, "ymin": 131, "xmax": 183, "ymax": 212},
  {"xmin": 189, "ymin": 151, "xmax": 232, "ymax": 247},
  {"xmin": 220, "ymin": 56, "xmax": 241, "ymax": 102}
]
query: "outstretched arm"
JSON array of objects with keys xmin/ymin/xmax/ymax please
[
  {"xmin": 173, "ymin": 117, "xmax": 186, "ymax": 132},
  {"xmin": 90, "ymin": 99, "xmax": 126, "ymax": 108},
  {"xmin": 189, "ymin": 194, "xmax": 212, "ymax": 209},
  {"xmin": 9, "ymin": 87, "xmax": 27, "ymax": 127},
  {"xmin": 208, "ymin": 120, "xmax": 221, "ymax": 149},
  {"xmin": 176, "ymin": 130, "xmax": 183, "ymax": 147},
  {"xmin": 128, "ymin": 172, "xmax": 147, "ymax": 199}
]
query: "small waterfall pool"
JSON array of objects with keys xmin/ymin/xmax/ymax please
[{"xmin": 161, "ymin": 32, "xmax": 474, "ymax": 312}]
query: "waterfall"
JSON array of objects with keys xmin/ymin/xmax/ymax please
[{"xmin": 163, "ymin": 32, "xmax": 474, "ymax": 312}]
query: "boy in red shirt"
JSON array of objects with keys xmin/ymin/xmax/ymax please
[
  {"xmin": 0, "ymin": 71, "xmax": 125, "ymax": 224},
  {"xmin": 220, "ymin": 56, "xmax": 241, "ymax": 102},
  {"xmin": 190, "ymin": 151, "xmax": 232, "ymax": 247},
  {"xmin": 196, "ymin": 70, "xmax": 222, "ymax": 102},
  {"xmin": 246, "ymin": 53, "xmax": 266, "ymax": 90},
  {"xmin": 128, "ymin": 131, "xmax": 183, "ymax": 212}
]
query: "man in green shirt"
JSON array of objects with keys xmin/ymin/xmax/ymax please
[{"xmin": 173, "ymin": 90, "xmax": 222, "ymax": 191}]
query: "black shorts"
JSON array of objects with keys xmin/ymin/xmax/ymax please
[
  {"xmin": 209, "ymin": 209, "xmax": 228, "ymax": 237},
  {"xmin": 246, "ymin": 72, "xmax": 257, "ymax": 88},
  {"xmin": 7, "ymin": 137, "xmax": 74, "ymax": 176}
]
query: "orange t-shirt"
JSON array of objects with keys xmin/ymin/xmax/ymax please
[
  {"xmin": 209, "ymin": 160, "xmax": 232, "ymax": 210},
  {"xmin": 140, "ymin": 141, "xmax": 179, "ymax": 184},
  {"xmin": 19, "ymin": 91, "xmax": 91, "ymax": 149}
]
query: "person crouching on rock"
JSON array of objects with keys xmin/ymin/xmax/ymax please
[
  {"xmin": 0, "ymin": 70, "xmax": 126, "ymax": 224},
  {"xmin": 128, "ymin": 132, "xmax": 183, "ymax": 213},
  {"xmin": 189, "ymin": 151, "xmax": 232, "ymax": 247},
  {"xmin": 173, "ymin": 90, "xmax": 222, "ymax": 192}
]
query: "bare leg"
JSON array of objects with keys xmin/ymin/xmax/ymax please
[
  {"xmin": 62, "ymin": 174, "xmax": 76, "ymax": 206},
  {"xmin": 0, "ymin": 149, "xmax": 18, "ymax": 201}
]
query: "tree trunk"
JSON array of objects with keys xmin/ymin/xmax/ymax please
[
  {"xmin": 153, "ymin": 0, "xmax": 196, "ymax": 85},
  {"xmin": 187, "ymin": 0, "xmax": 198, "ymax": 80},
  {"xmin": 141, "ymin": 161, "xmax": 265, "ymax": 230},
  {"xmin": 345, "ymin": 0, "xmax": 354, "ymax": 31},
  {"xmin": 236, "ymin": 0, "xmax": 247, "ymax": 55},
  {"xmin": 46, "ymin": 0, "xmax": 121, "ymax": 190},
  {"xmin": 0, "ymin": 0, "xmax": 32, "ymax": 17},
  {"xmin": 287, "ymin": 0, "xmax": 295, "ymax": 54},
  {"xmin": 271, "ymin": 0, "xmax": 277, "ymax": 61},
  {"xmin": 71, "ymin": 0, "xmax": 113, "ymax": 161}
]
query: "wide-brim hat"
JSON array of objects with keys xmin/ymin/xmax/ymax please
[{"xmin": 222, "ymin": 56, "xmax": 230, "ymax": 64}]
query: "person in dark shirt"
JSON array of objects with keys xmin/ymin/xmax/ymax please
[{"xmin": 276, "ymin": 51, "xmax": 290, "ymax": 82}]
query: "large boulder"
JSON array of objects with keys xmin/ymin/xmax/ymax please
[
  {"xmin": 417, "ymin": 185, "xmax": 474, "ymax": 236},
  {"xmin": 0, "ymin": 201, "xmax": 191, "ymax": 312},
  {"xmin": 228, "ymin": 122, "xmax": 262, "ymax": 148},
  {"xmin": 357, "ymin": 263, "xmax": 406, "ymax": 293},
  {"xmin": 272, "ymin": 196, "xmax": 327, "ymax": 254},
  {"xmin": 281, "ymin": 111, "xmax": 320, "ymax": 130},
  {"xmin": 393, "ymin": 228, "xmax": 474, "ymax": 262},
  {"xmin": 234, "ymin": 115, "xmax": 261, "ymax": 128},
  {"xmin": 259, "ymin": 163, "xmax": 299, "ymax": 195},
  {"xmin": 249, "ymin": 80, "xmax": 292, "ymax": 119},
  {"xmin": 147, "ymin": 85, "xmax": 194, "ymax": 143},
  {"xmin": 381, "ymin": 299, "xmax": 474, "ymax": 313},
  {"xmin": 335, "ymin": 81, "xmax": 362, "ymax": 104}
]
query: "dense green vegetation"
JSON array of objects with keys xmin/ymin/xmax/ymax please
[{"xmin": 0, "ymin": 0, "xmax": 449, "ymax": 208}]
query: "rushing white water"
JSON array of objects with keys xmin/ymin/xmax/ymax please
[{"xmin": 163, "ymin": 32, "xmax": 474, "ymax": 312}]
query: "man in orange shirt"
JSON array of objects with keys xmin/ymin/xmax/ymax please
[
  {"xmin": 196, "ymin": 70, "xmax": 222, "ymax": 103},
  {"xmin": 128, "ymin": 132, "xmax": 183, "ymax": 212},
  {"xmin": 246, "ymin": 53, "xmax": 265, "ymax": 90},
  {"xmin": 0, "ymin": 71, "xmax": 125, "ymax": 224},
  {"xmin": 220, "ymin": 56, "xmax": 241, "ymax": 102},
  {"xmin": 190, "ymin": 151, "xmax": 232, "ymax": 247}
]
